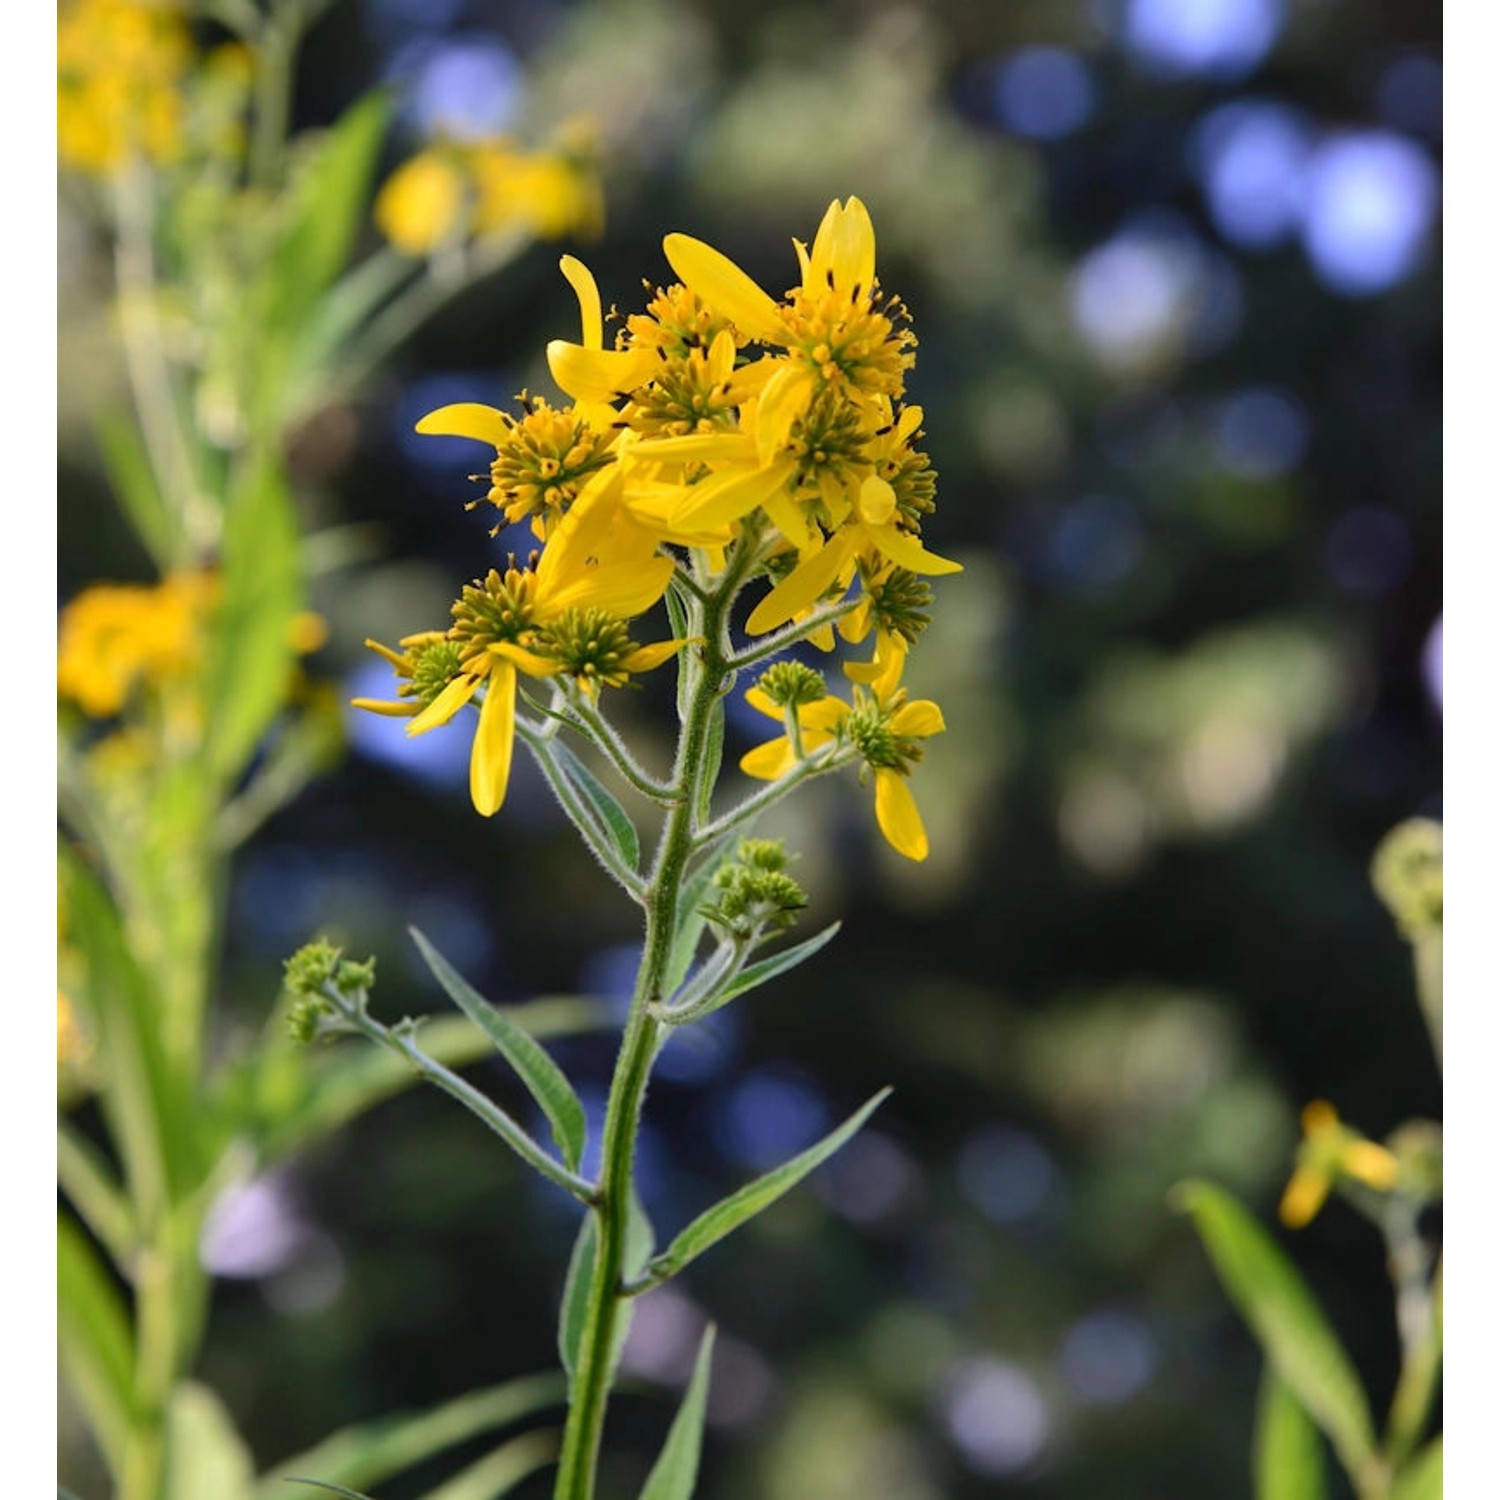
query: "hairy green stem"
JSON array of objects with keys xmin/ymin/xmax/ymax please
[{"xmin": 553, "ymin": 545, "xmax": 755, "ymax": 1500}]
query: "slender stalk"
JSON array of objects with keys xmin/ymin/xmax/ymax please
[
  {"xmin": 248, "ymin": 0, "xmax": 301, "ymax": 191},
  {"xmin": 725, "ymin": 596, "xmax": 861, "ymax": 669},
  {"xmin": 694, "ymin": 744, "xmax": 850, "ymax": 848},
  {"xmin": 553, "ymin": 546, "xmax": 756, "ymax": 1500}
]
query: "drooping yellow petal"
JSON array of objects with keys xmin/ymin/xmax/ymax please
[
  {"xmin": 740, "ymin": 737, "xmax": 797, "ymax": 780},
  {"xmin": 407, "ymin": 673, "xmax": 480, "ymax": 736},
  {"xmin": 624, "ymin": 431, "xmax": 760, "ymax": 468},
  {"xmin": 536, "ymin": 468, "xmax": 674, "ymax": 618},
  {"xmin": 470, "ymin": 662, "xmax": 516, "ymax": 816},
  {"xmin": 800, "ymin": 697, "xmax": 851, "ymax": 737},
  {"xmin": 889, "ymin": 699, "xmax": 946, "ymax": 738},
  {"xmin": 745, "ymin": 533, "xmax": 857, "ymax": 635},
  {"xmin": 415, "ymin": 403, "xmax": 512, "ymax": 448},
  {"xmin": 491, "ymin": 642, "xmax": 562, "ymax": 678},
  {"xmin": 761, "ymin": 492, "xmax": 817, "ymax": 553},
  {"xmin": 559, "ymin": 254, "xmax": 603, "ymax": 350},
  {"xmin": 864, "ymin": 523, "xmax": 965, "ymax": 577},
  {"xmin": 1342, "ymin": 1140, "xmax": 1401, "ymax": 1191},
  {"xmin": 873, "ymin": 769, "xmax": 928, "ymax": 861},
  {"xmin": 547, "ymin": 341, "xmax": 656, "ymax": 404},
  {"xmin": 349, "ymin": 697, "xmax": 418, "ymax": 718},
  {"xmin": 663, "ymin": 233, "xmax": 787, "ymax": 344}
]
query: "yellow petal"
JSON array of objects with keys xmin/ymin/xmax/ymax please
[
  {"xmin": 1279, "ymin": 1167, "xmax": 1331, "ymax": 1229},
  {"xmin": 621, "ymin": 639, "xmax": 689, "ymax": 673},
  {"xmin": 1301, "ymin": 1100, "xmax": 1339, "ymax": 1137},
  {"xmin": 349, "ymin": 697, "xmax": 419, "ymax": 718},
  {"xmin": 740, "ymin": 737, "xmax": 797, "ymax": 780},
  {"xmin": 890, "ymin": 699, "xmax": 946, "ymax": 738},
  {"xmin": 874, "ymin": 769, "xmax": 928, "ymax": 861},
  {"xmin": 559, "ymin": 254, "xmax": 602, "ymax": 350},
  {"xmin": 415, "ymin": 402, "xmax": 512, "ymax": 448},
  {"xmin": 663, "ymin": 232, "xmax": 787, "ymax": 344},
  {"xmin": 491, "ymin": 642, "xmax": 562, "ymax": 677},
  {"xmin": 470, "ymin": 662, "xmax": 516, "ymax": 816},
  {"xmin": 626, "ymin": 431, "xmax": 760, "ymax": 468},
  {"xmin": 865, "ymin": 523, "xmax": 965, "ymax": 576},
  {"xmin": 857, "ymin": 474, "xmax": 898, "ymax": 527},
  {"xmin": 745, "ymin": 533, "xmax": 856, "ymax": 635},
  {"xmin": 761, "ymin": 492, "xmax": 817, "ymax": 554},
  {"xmin": 744, "ymin": 686, "xmax": 784, "ymax": 721},
  {"xmin": 753, "ymin": 363, "xmax": 816, "ymax": 464},
  {"xmin": 1342, "ymin": 1141, "xmax": 1401, "ymax": 1191},
  {"xmin": 546, "ymin": 341, "xmax": 656, "ymax": 404},
  {"xmin": 800, "ymin": 697, "xmax": 851, "ymax": 736},
  {"xmin": 408, "ymin": 673, "xmax": 480, "ymax": 735},
  {"xmin": 673, "ymin": 459, "xmax": 796, "ymax": 530}
]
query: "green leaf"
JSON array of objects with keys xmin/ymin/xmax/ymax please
[
  {"xmin": 552, "ymin": 741, "xmax": 641, "ymax": 871},
  {"xmin": 417, "ymin": 1430, "xmax": 558, "ymax": 1500},
  {"xmin": 95, "ymin": 410, "xmax": 181, "ymax": 568},
  {"xmin": 664, "ymin": 839, "xmax": 738, "ymax": 999},
  {"xmin": 1390, "ymin": 1438, "xmax": 1443, "ymax": 1500},
  {"xmin": 1175, "ymin": 1181, "xmax": 1378, "ymax": 1486},
  {"xmin": 1254, "ymin": 1368, "xmax": 1326, "ymax": 1500},
  {"xmin": 411, "ymin": 928, "xmax": 588, "ymax": 1171},
  {"xmin": 664, "ymin": 585, "xmax": 693, "ymax": 721},
  {"xmin": 694, "ymin": 699, "xmax": 725, "ymax": 824},
  {"xmin": 61, "ymin": 852, "xmax": 196, "ymax": 1212},
  {"xmin": 201, "ymin": 457, "xmax": 302, "ymax": 787},
  {"xmin": 259, "ymin": 1374, "xmax": 563, "ymax": 1498},
  {"xmin": 559, "ymin": 1197, "xmax": 654, "ymax": 1394},
  {"xmin": 57, "ymin": 1117, "xmax": 134, "ymax": 1269},
  {"xmin": 58, "ymin": 1214, "xmax": 135, "ymax": 1477},
  {"xmin": 644, "ymin": 1089, "xmax": 891, "ymax": 1285},
  {"xmin": 687, "ymin": 922, "xmax": 841, "ymax": 1019},
  {"xmin": 638, "ymin": 1325, "xmax": 716, "ymax": 1500},
  {"xmin": 166, "ymin": 1382, "xmax": 255, "ymax": 1500},
  {"xmin": 253, "ymin": 1004, "xmax": 606, "ymax": 1165},
  {"xmin": 285, "ymin": 1482, "xmax": 377, "ymax": 1500}
]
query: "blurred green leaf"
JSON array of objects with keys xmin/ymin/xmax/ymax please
[
  {"xmin": 202, "ymin": 457, "xmax": 301, "ymax": 787},
  {"xmin": 416, "ymin": 1429, "xmax": 558, "ymax": 1500},
  {"xmin": 1390, "ymin": 1439, "xmax": 1442, "ymax": 1500},
  {"xmin": 95, "ymin": 410, "xmax": 181, "ymax": 568},
  {"xmin": 1175, "ymin": 1181, "xmax": 1378, "ymax": 1486},
  {"xmin": 551, "ymin": 741, "xmax": 641, "ymax": 872},
  {"xmin": 259, "ymin": 1373, "xmax": 563, "ymax": 1499},
  {"xmin": 62, "ymin": 851, "xmax": 197, "ymax": 1212},
  {"xmin": 58, "ymin": 1213, "xmax": 135, "ymax": 1479},
  {"xmin": 57, "ymin": 1117, "xmax": 134, "ymax": 1270},
  {"xmin": 1254, "ymin": 1367, "xmax": 1326, "ymax": 1500},
  {"xmin": 166, "ymin": 1382, "xmax": 255, "ymax": 1500},
  {"xmin": 642, "ymin": 1088, "xmax": 891, "ymax": 1285},
  {"xmin": 411, "ymin": 927, "xmax": 588, "ymax": 1171},
  {"xmin": 638, "ymin": 1325, "xmax": 716, "ymax": 1500},
  {"xmin": 285, "ymin": 1482, "xmax": 377, "ymax": 1500}
]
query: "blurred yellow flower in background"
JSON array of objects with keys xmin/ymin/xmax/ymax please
[
  {"xmin": 1278, "ymin": 1100, "xmax": 1401, "ymax": 1229},
  {"xmin": 57, "ymin": 0, "xmax": 192, "ymax": 175}
]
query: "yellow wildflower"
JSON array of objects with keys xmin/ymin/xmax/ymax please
[
  {"xmin": 58, "ymin": 0, "xmax": 192, "ymax": 175},
  {"xmin": 740, "ymin": 653, "xmax": 945, "ymax": 862},
  {"xmin": 57, "ymin": 572, "xmax": 217, "ymax": 718},
  {"xmin": 375, "ymin": 147, "xmax": 468, "ymax": 256},
  {"xmin": 1279, "ymin": 1100, "xmax": 1401, "ymax": 1229}
]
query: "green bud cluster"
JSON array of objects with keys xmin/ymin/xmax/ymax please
[
  {"xmin": 1371, "ymin": 818, "xmax": 1443, "ymax": 941},
  {"xmin": 539, "ymin": 607, "xmax": 640, "ymax": 689},
  {"xmin": 845, "ymin": 695, "xmax": 924, "ymax": 772},
  {"xmin": 866, "ymin": 567, "xmax": 932, "ymax": 645},
  {"xmin": 705, "ymin": 839, "xmax": 807, "ymax": 937},
  {"xmin": 450, "ymin": 565, "xmax": 538, "ymax": 662},
  {"xmin": 282, "ymin": 939, "xmax": 376, "ymax": 1043},
  {"xmin": 757, "ymin": 660, "xmax": 826, "ymax": 708},
  {"xmin": 408, "ymin": 637, "xmax": 466, "ymax": 707}
]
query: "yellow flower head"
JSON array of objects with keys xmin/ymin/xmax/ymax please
[
  {"xmin": 1278, "ymin": 1100, "xmax": 1402, "ymax": 1229},
  {"xmin": 58, "ymin": 0, "xmax": 192, "ymax": 175},
  {"xmin": 57, "ymin": 571, "xmax": 218, "ymax": 718},
  {"xmin": 375, "ymin": 146, "xmax": 468, "ymax": 256},
  {"xmin": 741, "ymin": 651, "xmax": 945, "ymax": 862}
]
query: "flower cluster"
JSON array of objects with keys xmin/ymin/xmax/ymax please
[
  {"xmin": 361, "ymin": 197, "xmax": 958, "ymax": 854},
  {"xmin": 375, "ymin": 124, "xmax": 604, "ymax": 258}
]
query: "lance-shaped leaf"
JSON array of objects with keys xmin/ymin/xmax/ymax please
[
  {"xmin": 670, "ymin": 923, "xmax": 841, "ymax": 1022},
  {"xmin": 1254, "ymin": 1368, "xmax": 1326, "ymax": 1500},
  {"xmin": 551, "ymin": 741, "xmax": 641, "ymax": 871},
  {"xmin": 58, "ymin": 1214, "xmax": 135, "ymax": 1478},
  {"xmin": 94, "ymin": 410, "xmax": 180, "ymax": 569},
  {"xmin": 639, "ymin": 1089, "xmax": 890, "ymax": 1287},
  {"xmin": 258, "ymin": 1373, "xmax": 563, "ymax": 1498},
  {"xmin": 411, "ymin": 928, "xmax": 587, "ymax": 1171},
  {"xmin": 1175, "ymin": 1181, "xmax": 1378, "ymax": 1487},
  {"xmin": 417, "ymin": 1429, "xmax": 558, "ymax": 1500},
  {"xmin": 638, "ymin": 1325, "xmax": 717, "ymax": 1500},
  {"xmin": 1389, "ymin": 1439, "xmax": 1442, "ymax": 1500}
]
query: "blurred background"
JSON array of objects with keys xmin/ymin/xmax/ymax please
[{"xmin": 58, "ymin": 0, "xmax": 1442, "ymax": 1495}]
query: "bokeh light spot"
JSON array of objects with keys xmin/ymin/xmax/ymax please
[
  {"xmin": 1213, "ymin": 386, "xmax": 1311, "ymax": 479},
  {"xmin": 1193, "ymin": 101, "xmax": 1312, "ymax": 248},
  {"xmin": 1124, "ymin": 0, "xmax": 1283, "ymax": 81},
  {"xmin": 991, "ymin": 47, "xmax": 1095, "ymax": 140},
  {"xmin": 940, "ymin": 1356, "xmax": 1051, "ymax": 1475},
  {"xmin": 1058, "ymin": 1309, "xmax": 1158, "ymax": 1405}
]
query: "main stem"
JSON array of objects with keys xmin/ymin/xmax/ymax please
[{"xmin": 553, "ymin": 550, "xmax": 751, "ymax": 1500}]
